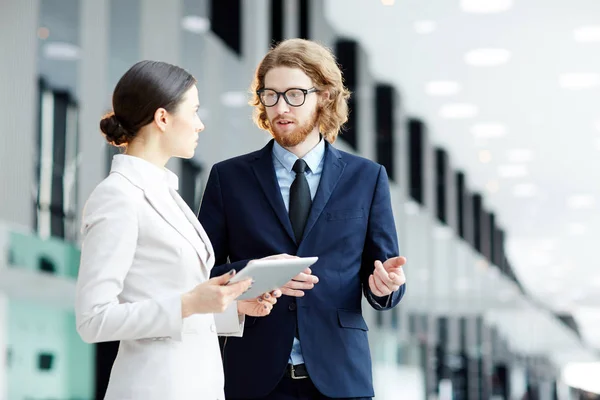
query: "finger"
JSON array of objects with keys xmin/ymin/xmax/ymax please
[
  {"xmin": 211, "ymin": 268, "xmax": 238, "ymax": 285},
  {"xmin": 262, "ymin": 292, "xmax": 277, "ymax": 302},
  {"xmin": 372, "ymin": 273, "xmax": 390, "ymax": 296},
  {"xmin": 224, "ymin": 278, "xmax": 252, "ymax": 298},
  {"xmin": 388, "ymin": 270, "xmax": 406, "ymax": 286},
  {"xmin": 270, "ymin": 289, "xmax": 282, "ymax": 298},
  {"xmin": 374, "ymin": 262, "xmax": 393, "ymax": 285},
  {"xmin": 293, "ymin": 273, "xmax": 319, "ymax": 284},
  {"xmin": 375, "ymin": 269, "xmax": 396, "ymax": 292},
  {"xmin": 285, "ymin": 281, "xmax": 315, "ymax": 290},
  {"xmin": 369, "ymin": 275, "xmax": 385, "ymax": 297},
  {"xmin": 384, "ymin": 256, "xmax": 407, "ymax": 270},
  {"xmin": 262, "ymin": 295, "xmax": 277, "ymax": 305},
  {"xmin": 281, "ymin": 287, "xmax": 305, "ymax": 297},
  {"xmin": 374, "ymin": 260, "xmax": 387, "ymax": 275}
]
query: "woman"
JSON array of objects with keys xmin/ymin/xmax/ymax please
[{"xmin": 75, "ymin": 60, "xmax": 281, "ymax": 399}]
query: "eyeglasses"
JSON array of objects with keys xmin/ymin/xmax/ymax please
[{"xmin": 257, "ymin": 87, "xmax": 318, "ymax": 107}]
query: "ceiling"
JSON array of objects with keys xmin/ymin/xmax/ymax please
[{"xmin": 325, "ymin": 0, "xmax": 600, "ymax": 346}]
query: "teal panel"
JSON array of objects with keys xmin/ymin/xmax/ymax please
[{"xmin": 6, "ymin": 231, "xmax": 93, "ymax": 399}]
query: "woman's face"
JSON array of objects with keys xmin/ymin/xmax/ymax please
[{"xmin": 163, "ymin": 85, "xmax": 204, "ymax": 159}]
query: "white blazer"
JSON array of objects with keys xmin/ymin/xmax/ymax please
[{"xmin": 75, "ymin": 154, "xmax": 243, "ymax": 400}]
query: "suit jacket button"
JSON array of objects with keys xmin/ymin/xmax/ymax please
[{"xmin": 288, "ymin": 303, "xmax": 297, "ymax": 311}]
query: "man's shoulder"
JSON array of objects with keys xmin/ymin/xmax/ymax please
[
  {"xmin": 212, "ymin": 147, "xmax": 267, "ymax": 170},
  {"xmin": 332, "ymin": 145, "xmax": 382, "ymax": 173}
]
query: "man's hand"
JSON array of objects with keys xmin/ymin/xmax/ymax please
[
  {"xmin": 280, "ymin": 267, "xmax": 319, "ymax": 297},
  {"xmin": 368, "ymin": 256, "xmax": 406, "ymax": 297}
]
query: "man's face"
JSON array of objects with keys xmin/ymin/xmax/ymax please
[{"xmin": 262, "ymin": 67, "xmax": 320, "ymax": 147}]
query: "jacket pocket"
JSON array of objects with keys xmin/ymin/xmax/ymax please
[
  {"xmin": 337, "ymin": 309, "xmax": 369, "ymax": 331},
  {"xmin": 326, "ymin": 208, "xmax": 364, "ymax": 221}
]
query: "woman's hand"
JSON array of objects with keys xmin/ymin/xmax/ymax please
[
  {"xmin": 238, "ymin": 290, "xmax": 282, "ymax": 317},
  {"xmin": 181, "ymin": 269, "xmax": 252, "ymax": 318}
]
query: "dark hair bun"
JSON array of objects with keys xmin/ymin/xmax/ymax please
[{"xmin": 99, "ymin": 112, "xmax": 134, "ymax": 147}]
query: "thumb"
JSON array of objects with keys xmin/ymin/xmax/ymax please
[{"xmin": 210, "ymin": 269, "xmax": 237, "ymax": 285}]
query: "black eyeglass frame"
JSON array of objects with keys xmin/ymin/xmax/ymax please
[{"xmin": 256, "ymin": 87, "xmax": 319, "ymax": 107}]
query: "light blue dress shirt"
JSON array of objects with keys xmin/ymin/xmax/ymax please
[{"xmin": 272, "ymin": 138, "xmax": 325, "ymax": 366}]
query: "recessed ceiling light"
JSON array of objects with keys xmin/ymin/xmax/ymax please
[
  {"xmin": 181, "ymin": 15, "xmax": 211, "ymax": 34},
  {"xmin": 43, "ymin": 42, "xmax": 80, "ymax": 60},
  {"xmin": 567, "ymin": 195, "xmax": 595, "ymax": 209},
  {"xmin": 559, "ymin": 73, "xmax": 600, "ymax": 89},
  {"xmin": 498, "ymin": 164, "xmax": 528, "ymax": 178},
  {"xmin": 440, "ymin": 103, "xmax": 478, "ymax": 119},
  {"xmin": 574, "ymin": 26, "xmax": 600, "ymax": 43},
  {"xmin": 568, "ymin": 223, "xmax": 586, "ymax": 236},
  {"xmin": 414, "ymin": 20, "xmax": 436, "ymax": 34},
  {"xmin": 471, "ymin": 123, "xmax": 506, "ymax": 138},
  {"xmin": 37, "ymin": 27, "xmax": 50, "ymax": 40},
  {"xmin": 220, "ymin": 91, "xmax": 247, "ymax": 108},
  {"xmin": 479, "ymin": 150, "xmax": 492, "ymax": 163},
  {"xmin": 460, "ymin": 0, "xmax": 513, "ymax": 14},
  {"xmin": 486, "ymin": 180, "xmax": 499, "ymax": 193},
  {"xmin": 465, "ymin": 48, "xmax": 511, "ymax": 66},
  {"xmin": 381, "ymin": 0, "xmax": 395, "ymax": 5},
  {"xmin": 507, "ymin": 149, "xmax": 534, "ymax": 163},
  {"xmin": 425, "ymin": 81, "xmax": 461, "ymax": 96}
]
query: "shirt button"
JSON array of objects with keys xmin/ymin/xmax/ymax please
[
  {"xmin": 288, "ymin": 303, "xmax": 297, "ymax": 311},
  {"xmin": 210, "ymin": 324, "xmax": 216, "ymax": 332}
]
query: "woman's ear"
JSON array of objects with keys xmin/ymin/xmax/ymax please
[{"xmin": 153, "ymin": 107, "xmax": 169, "ymax": 132}]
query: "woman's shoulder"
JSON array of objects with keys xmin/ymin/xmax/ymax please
[{"xmin": 83, "ymin": 172, "xmax": 144, "ymax": 216}]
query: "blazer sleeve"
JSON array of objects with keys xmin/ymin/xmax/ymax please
[
  {"xmin": 199, "ymin": 164, "xmax": 251, "ymax": 278},
  {"xmin": 360, "ymin": 165, "xmax": 406, "ymax": 310},
  {"xmin": 75, "ymin": 182, "xmax": 183, "ymax": 343}
]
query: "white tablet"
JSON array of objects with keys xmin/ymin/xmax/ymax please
[{"xmin": 227, "ymin": 257, "xmax": 319, "ymax": 300}]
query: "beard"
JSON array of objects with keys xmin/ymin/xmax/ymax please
[{"xmin": 269, "ymin": 107, "xmax": 321, "ymax": 148}]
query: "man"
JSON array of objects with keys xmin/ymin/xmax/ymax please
[{"xmin": 199, "ymin": 38, "xmax": 407, "ymax": 400}]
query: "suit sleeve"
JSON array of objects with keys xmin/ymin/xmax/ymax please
[
  {"xmin": 360, "ymin": 165, "xmax": 406, "ymax": 310},
  {"xmin": 75, "ymin": 184, "xmax": 183, "ymax": 343},
  {"xmin": 199, "ymin": 164, "xmax": 251, "ymax": 278}
]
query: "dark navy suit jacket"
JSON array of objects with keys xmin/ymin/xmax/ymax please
[{"xmin": 199, "ymin": 140, "xmax": 405, "ymax": 398}]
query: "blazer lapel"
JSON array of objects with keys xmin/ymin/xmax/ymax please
[
  {"xmin": 301, "ymin": 142, "xmax": 346, "ymax": 242},
  {"xmin": 143, "ymin": 187, "xmax": 210, "ymax": 278},
  {"xmin": 169, "ymin": 188, "xmax": 215, "ymax": 271},
  {"xmin": 251, "ymin": 141, "xmax": 296, "ymax": 244}
]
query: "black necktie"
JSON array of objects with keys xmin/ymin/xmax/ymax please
[{"xmin": 289, "ymin": 159, "xmax": 311, "ymax": 244}]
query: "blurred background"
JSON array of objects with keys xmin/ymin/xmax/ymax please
[{"xmin": 1, "ymin": 0, "xmax": 599, "ymax": 399}]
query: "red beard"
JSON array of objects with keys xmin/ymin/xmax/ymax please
[{"xmin": 269, "ymin": 108, "xmax": 320, "ymax": 148}]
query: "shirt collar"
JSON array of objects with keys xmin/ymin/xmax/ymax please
[
  {"xmin": 111, "ymin": 154, "xmax": 179, "ymax": 190},
  {"xmin": 272, "ymin": 138, "xmax": 325, "ymax": 174}
]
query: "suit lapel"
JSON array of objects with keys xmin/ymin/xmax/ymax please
[
  {"xmin": 251, "ymin": 141, "xmax": 296, "ymax": 243},
  {"xmin": 301, "ymin": 142, "xmax": 346, "ymax": 242}
]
